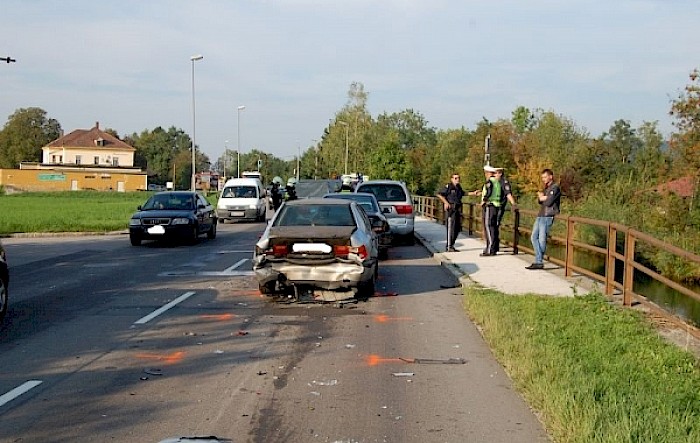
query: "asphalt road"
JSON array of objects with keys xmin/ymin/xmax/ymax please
[{"xmin": 0, "ymin": 221, "xmax": 549, "ymax": 443}]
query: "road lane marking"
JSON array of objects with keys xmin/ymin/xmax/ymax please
[
  {"xmin": 159, "ymin": 258, "xmax": 253, "ymax": 277},
  {"xmin": 0, "ymin": 380, "xmax": 43, "ymax": 407},
  {"xmin": 134, "ymin": 291, "xmax": 196, "ymax": 325}
]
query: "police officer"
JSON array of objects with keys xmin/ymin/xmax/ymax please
[
  {"xmin": 270, "ymin": 176, "xmax": 284, "ymax": 210},
  {"xmin": 480, "ymin": 165, "xmax": 501, "ymax": 256},
  {"xmin": 285, "ymin": 177, "xmax": 298, "ymax": 201},
  {"xmin": 494, "ymin": 167, "xmax": 518, "ymax": 227},
  {"xmin": 437, "ymin": 172, "xmax": 465, "ymax": 252}
]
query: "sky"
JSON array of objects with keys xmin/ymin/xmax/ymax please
[{"xmin": 2, "ymin": 0, "xmax": 698, "ymax": 164}]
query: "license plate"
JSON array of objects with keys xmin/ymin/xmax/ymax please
[
  {"xmin": 293, "ymin": 243, "xmax": 332, "ymax": 253},
  {"xmin": 231, "ymin": 211, "xmax": 245, "ymax": 217},
  {"xmin": 147, "ymin": 225, "xmax": 165, "ymax": 235},
  {"xmin": 388, "ymin": 218, "xmax": 406, "ymax": 226}
]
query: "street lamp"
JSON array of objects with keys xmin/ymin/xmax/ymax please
[
  {"xmin": 237, "ymin": 105, "xmax": 246, "ymax": 178},
  {"xmin": 190, "ymin": 54, "xmax": 204, "ymax": 191},
  {"xmin": 338, "ymin": 121, "xmax": 349, "ymax": 175},
  {"xmin": 223, "ymin": 140, "xmax": 229, "ymax": 183}
]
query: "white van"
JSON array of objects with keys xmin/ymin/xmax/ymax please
[{"xmin": 217, "ymin": 177, "xmax": 267, "ymax": 222}]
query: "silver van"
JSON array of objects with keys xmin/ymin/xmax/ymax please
[
  {"xmin": 354, "ymin": 180, "xmax": 415, "ymax": 245},
  {"xmin": 217, "ymin": 178, "xmax": 267, "ymax": 222}
]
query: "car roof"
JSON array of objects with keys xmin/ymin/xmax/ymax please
[
  {"xmin": 356, "ymin": 179, "xmax": 407, "ymax": 186},
  {"xmin": 284, "ymin": 197, "xmax": 352, "ymax": 206},
  {"xmin": 153, "ymin": 191, "xmax": 197, "ymax": 196}
]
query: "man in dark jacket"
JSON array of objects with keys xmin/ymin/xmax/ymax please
[
  {"xmin": 437, "ymin": 173, "xmax": 465, "ymax": 252},
  {"xmin": 526, "ymin": 168, "xmax": 561, "ymax": 270}
]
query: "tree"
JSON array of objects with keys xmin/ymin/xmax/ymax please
[
  {"xmin": 0, "ymin": 107, "xmax": 61, "ymax": 168},
  {"xmin": 670, "ymin": 68, "xmax": 700, "ymax": 207}
]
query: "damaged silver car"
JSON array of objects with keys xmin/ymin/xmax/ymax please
[{"xmin": 253, "ymin": 198, "xmax": 379, "ymax": 300}]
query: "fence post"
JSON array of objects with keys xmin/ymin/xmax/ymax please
[
  {"xmin": 512, "ymin": 209, "xmax": 520, "ymax": 254},
  {"xmin": 468, "ymin": 203, "xmax": 474, "ymax": 236},
  {"xmin": 565, "ymin": 217, "xmax": 574, "ymax": 277},
  {"xmin": 605, "ymin": 224, "xmax": 616, "ymax": 297},
  {"xmin": 623, "ymin": 230, "xmax": 635, "ymax": 306}
]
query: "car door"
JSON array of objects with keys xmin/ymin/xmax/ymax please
[
  {"xmin": 354, "ymin": 203, "xmax": 379, "ymax": 259},
  {"xmin": 196, "ymin": 194, "xmax": 211, "ymax": 233}
]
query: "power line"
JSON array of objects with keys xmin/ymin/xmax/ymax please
[{"xmin": 1, "ymin": 56, "xmax": 17, "ymax": 63}]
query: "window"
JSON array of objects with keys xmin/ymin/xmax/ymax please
[
  {"xmin": 75, "ymin": 155, "xmax": 82, "ymax": 165},
  {"xmin": 94, "ymin": 156, "xmax": 100, "ymax": 165},
  {"xmin": 51, "ymin": 155, "xmax": 63, "ymax": 163},
  {"xmin": 112, "ymin": 157, "xmax": 119, "ymax": 167}
]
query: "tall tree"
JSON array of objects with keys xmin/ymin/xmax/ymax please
[
  {"xmin": 0, "ymin": 107, "xmax": 61, "ymax": 168},
  {"xmin": 670, "ymin": 68, "xmax": 700, "ymax": 207}
]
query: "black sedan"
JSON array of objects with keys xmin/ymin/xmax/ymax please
[
  {"xmin": 323, "ymin": 192, "xmax": 392, "ymax": 259},
  {"xmin": 0, "ymin": 240, "xmax": 7, "ymax": 321},
  {"xmin": 128, "ymin": 191, "xmax": 217, "ymax": 246}
]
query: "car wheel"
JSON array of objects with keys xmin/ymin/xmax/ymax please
[
  {"xmin": 207, "ymin": 221, "xmax": 217, "ymax": 239},
  {"xmin": 258, "ymin": 281, "xmax": 275, "ymax": 295},
  {"xmin": 357, "ymin": 266, "xmax": 377, "ymax": 299},
  {"xmin": 130, "ymin": 234, "xmax": 141, "ymax": 246},
  {"xmin": 0, "ymin": 277, "xmax": 7, "ymax": 322}
]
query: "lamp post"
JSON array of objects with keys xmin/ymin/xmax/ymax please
[
  {"xmin": 237, "ymin": 105, "xmax": 245, "ymax": 178},
  {"xmin": 190, "ymin": 54, "xmax": 204, "ymax": 191},
  {"xmin": 338, "ymin": 121, "xmax": 349, "ymax": 175}
]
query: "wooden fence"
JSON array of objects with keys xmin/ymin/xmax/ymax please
[{"xmin": 413, "ymin": 195, "xmax": 700, "ymax": 334}]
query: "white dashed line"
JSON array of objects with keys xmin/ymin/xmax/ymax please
[
  {"xmin": 0, "ymin": 380, "xmax": 43, "ymax": 408},
  {"xmin": 134, "ymin": 291, "xmax": 196, "ymax": 325}
]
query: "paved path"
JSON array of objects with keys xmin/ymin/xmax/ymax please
[{"xmin": 413, "ymin": 216, "xmax": 590, "ymax": 297}]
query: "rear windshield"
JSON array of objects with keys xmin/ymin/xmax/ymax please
[
  {"xmin": 323, "ymin": 193, "xmax": 378, "ymax": 213},
  {"xmin": 275, "ymin": 204, "xmax": 355, "ymax": 227},
  {"xmin": 222, "ymin": 186, "xmax": 257, "ymax": 198},
  {"xmin": 356, "ymin": 184, "xmax": 407, "ymax": 202}
]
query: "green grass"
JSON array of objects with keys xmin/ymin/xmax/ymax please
[
  {"xmin": 464, "ymin": 288, "xmax": 700, "ymax": 442},
  {"xmin": 0, "ymin": 191, "xmax": 217, "ymax": 235}
]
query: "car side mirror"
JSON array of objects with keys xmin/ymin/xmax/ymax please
[{"xmin": 137, "ymin": 205, "xmax": 142, "ymax": 210}]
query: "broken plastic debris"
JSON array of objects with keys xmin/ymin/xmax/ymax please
[
  {"xmin": 236, "ymin": 330, "xmax": 249, "ymax": 336},
  {"xmin": 399, "ymin": 357, "xmax": 466, "ymax": 365},
  {"xmin": 257, "ymin": 371, "xmax": 267, "ymax": 376},
  {"xmin": 144, "ymin": 368, "xmax": 163, "ymax": 376},
  {"xmin": 311, "ymin": 379, "xmax": 338, "ymax": 386},
  {"xmin": 345, "ymin": 344, "xmax": 356, "ymax": 349},
  {"xmin": 310, "ymin": 391, "xmax": 321, "ymax": 396},
  {"xmin": 214, "ymin": 350, "xmax": 224, "ymax": 354},
  {"xmin": 392, "ymin": 372, "xmax": 414, "ymax": 377}
]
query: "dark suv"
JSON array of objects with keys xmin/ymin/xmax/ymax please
[{"xmin": 0, "ymin": 240, "xmax": 8, "ymax": 321}]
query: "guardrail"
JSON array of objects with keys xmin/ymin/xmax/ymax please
[{"xmin": 413, "ymin": 195, "xmax": 700, "ymax": 334}]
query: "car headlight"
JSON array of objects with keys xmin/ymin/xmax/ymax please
[
  {"xmin": 249, "ymin": 204, "xmax": 258, "ymax": 209},
  {"xmin": 171, "ymin": 218, "xmax": 191, "ymax": 225},
  {"xmin": 129, "ymin": 218, "xmax": 141, "ymax": 226}
]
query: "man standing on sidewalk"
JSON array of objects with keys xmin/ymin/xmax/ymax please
[
  {"xmin": 437, "ymin": 173, "xmax": 465, "ymax": 252},
  {"xmin": 526, "ymin": 168, "xmax": 561, "ymax": 270}
]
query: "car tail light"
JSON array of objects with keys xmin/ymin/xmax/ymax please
[
  {"xmin": 266, "ymin": 245, "xmax": 288, "ymax": 257},
  {"xmin": 334, "ymin": 245, "xmax": 368, "ymax": 260},
  {"xmin": 395, "ymin": 204, "xmax": 413, "ymax": 215}
]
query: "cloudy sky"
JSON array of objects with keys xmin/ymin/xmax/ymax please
[{"xmin": 1, "ymin": 0, "xmax": 698, "ymax": 163}]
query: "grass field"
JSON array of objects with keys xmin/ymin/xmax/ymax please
[
  {"xmin": 464, "ymin": 288, "xmax": 700, "ymax": 443},
  {"xmin": 0, "ymin": 191, "xmax": 218, "ymax": 235}
]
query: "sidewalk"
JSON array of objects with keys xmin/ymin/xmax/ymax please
[{"xmin": 413, "ymin": 216, "xmax": 589, "ymax": 297}]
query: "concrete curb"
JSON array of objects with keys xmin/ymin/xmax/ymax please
[
  {"xmin": 414, "ymin": 232, "xmax": 475, "ymax": 289},
  {"xmin": 3, "ymin": 230, "xmax": 129, "ymax": 239}
]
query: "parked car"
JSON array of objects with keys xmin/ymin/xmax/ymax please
[
  {"xmin": 129, "ymin": 191, "xmax": 217, "ymax": 246},
  {"xmin": 253, "ymin": 198, "xmax": 379, "ymax": 299},
  {"xmin": 0, "ymin": 240, "xmax": 8, "ymax": 321},
  {"xmin": 322, "ymin": 192, "xmax": 392, "ymax": 259},
  {"xmin": 354, "ymin": 180, "xmax": 415, "ymax": 244},
  {"xmin": 217, "ymin": 177, "xmax": 267, "ymax": 222}
]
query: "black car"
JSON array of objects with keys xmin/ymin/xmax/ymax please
[
  {"xmin": 0, "ymin": 240, "xmax": 8, "ymax": 321},
  {"xmin": 323, "ymin": 192, "xmax": 392, "ymax": 259},
  {"xmin": 129, "ymin": 191, "xmax": 217, "ymax": 246}
]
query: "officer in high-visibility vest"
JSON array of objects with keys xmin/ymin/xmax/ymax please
[{"xmin": 480, "ymin": 165, "xmax": 501, "ymax": 256}]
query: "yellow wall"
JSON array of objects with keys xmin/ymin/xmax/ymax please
[{"xmin": 0, "ymin": 169, "xmax": 147, "ymax": 192}]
